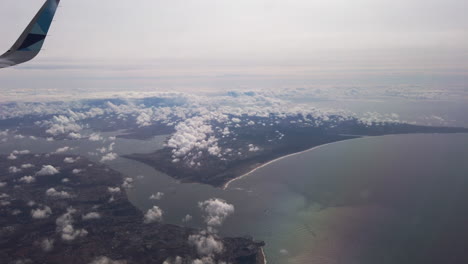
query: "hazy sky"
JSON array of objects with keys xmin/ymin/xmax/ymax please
[{"xmin": 0, "ymin": 0, "xmax": 467, "ymax": 98}]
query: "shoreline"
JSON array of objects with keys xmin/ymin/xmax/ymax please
[
  {"xmin": 259, "ymin": 247, "xmax": 267, "ymax": 264},
  {"xmin": 222, "ymin": 132, "xmax": 455, "ymax": 190},
  {"xmin": 222, "ymin": 141, "xmax": 341, "ymax": 190}
]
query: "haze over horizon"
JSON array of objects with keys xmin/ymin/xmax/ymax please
[{"xmin": 0, "ymin": 0, "xmax": 467, "ymax": 97}]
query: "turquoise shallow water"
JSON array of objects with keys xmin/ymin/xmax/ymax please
[{"xmin": 2, "ymin": 133, "xmax": 468, "ymax": 263}]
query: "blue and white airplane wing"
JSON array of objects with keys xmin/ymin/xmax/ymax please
[{"xmin": 0, "ymin": 0, "xmax": 60, "ymax": 69}]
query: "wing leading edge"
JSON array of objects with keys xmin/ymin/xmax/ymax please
[{"xmin": 0, "ymin": 0, "xmax": 60, "ymax": 69}]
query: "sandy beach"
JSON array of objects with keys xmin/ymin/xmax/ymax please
[
  {"xmin": 259, "ymin": 247, "xmax": 267, "ymax": 264},
  {"xmin": 222, "ymin": 141, "xmax": 341, "ymax": 190}
]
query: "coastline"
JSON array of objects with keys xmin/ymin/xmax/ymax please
[
  {"xmin": 222, "ymin": 132, "xmax": 461, "ymax": 190},
  {"xmin": 222, "ymin": 141, "xmax": 341, "ymax": 190},
  {"xmin": 259, "ymin": 247, "xmax": 267, "ymax": 264}
]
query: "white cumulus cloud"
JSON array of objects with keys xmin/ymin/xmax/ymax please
[
  {"xmin": 107, "ymin": 187, "xmax": 121, "ymax": 193},
  {"xmin": 41, "ymin": 238, "xmax": 54, "ymax": 252},
  {"xmin": 9, "ymin": 166, "xmax": 21, "ymax": 173},
  {"xmin": 12, "ymin": 150, "xmax": 31, "ymax": 155},
  {"xmin": 143, "ymin": 206, "xmax": 163, "ymax": 224},
  {"xmin": 31, "ymin": 206, "xmax": 52, "ymax": 219},
  {"xmin": 121, "ymin": 178, "xmax": 133, "ymax": 188},
  {"xmin": 198, "ymin": 198, "xmax": 235, "ymax": 227},
  {"xmin": 68, "ymin": 132, "xmax": 82, "ymax": 139},
  {"xmin": 56, "ymin": 207, "xmax": 88, "ymax": 241},
  {"xmin": 46, "ymin": 188, "xmax": 72, "ymax": 199},
  {"xmin": 182, "ymin": 214, "xmax": 193, "ymax": 223},
  {"xmin": 36, "ymin": 165, "xmax": 60, "ymax": 176},
  {"xmin": 101, "ymin": 152, "xmax": 118, "ymax": 162},
  {"xmin": 82, "ymin": 212, "xmax": 101, "ymax": 220},
  {"xmin": 19, "ymin": 176, "xmax": 36, "ymax": 184},
  {"xmin": 149, "ymin": 192, "xmax": 164, "ymax": 200},
  {"xmin": 55, "ymin": 146, "xmax": 71, "ymax": 153},
  {"xmin": 188, "ymin": 231, "xmax": 224, "ymax": 257},
  {"xmin": 89, "ymin": 133, "xmax": 103, "ymax": 141},
  {"xmin": 45, "ymin": 115, "xmax": 82, "ymax": 136},
  {"xmin": 64, "ymin": 157, "xmax": 79, "ymax": 163}
]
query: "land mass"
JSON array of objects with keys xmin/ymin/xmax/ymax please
[
  {"xmin": 125, "ymin": 118, "xmax": 468, "ymax": 188},
  {"xmin": 0, "ymin": 154, "xmax": 264, "ymax": 264}
]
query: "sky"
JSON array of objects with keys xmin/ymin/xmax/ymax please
[{"xmin": 0, "ymin": 0, "xmax": 467, "ymax": 99}]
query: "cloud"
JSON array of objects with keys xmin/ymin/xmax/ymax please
[
  {"xmin": 45, "ymin": 115, "xmax": 82, "ymax": 136},
  {"xmin": 68, "ymin": 132, "xmax": 82, "ymax": 139},
  {"xmin": 121, "ymin": 178, "xmax": 133, "ymax": 188},
  {"xmin": 97, "ymin": 147, "xmax": 107, "ymax": 154},
  {"xmin": 136, "ymin": 111, "xmax": 152, "ymax": 127},
  {"xmin": 149, "ymin": 192, "xmax": 164, "ymax": 200},
  {"xmin": 55, "ymin": 146, "xmax": 71, "ymax": 153},
  {"xmin": 108, "ymin": 142, "xmax": 115, "ymax": 152},
  {"xmin": 89, "ymin": 133, "xmax": 103, "ymax": 141},
  {"xmin": 0, "ymin": 182, "xmax": 6, "ymax": 188},
  {"xmin": 31, "ymin": 206, "xmax": 52, "ymax": 219},
  {"xmin": 198, "ymin": 198, "xmax": 235, "ymax": 227},
  {"xmin": 182, "ymin": 214, "xmax": 193, "ymax": 223},
  {"xmin": 19, "ymin": 176, "xmax": 36, "ymax": 184},
  {"xmin": 41, "ymin": 238, "xmax": 54, "ymax": 252},
  {"xmin": 21, "ymin": 163, "xmax": 35, "ymax": 169},
  {"xmin": 46, "ymin": 188, "xmax": 72, "ymax": 199},
  {"xmin": 248, "ymin": 144, "xmax": 260, "ymax": 152},
  {"xmin": 88, "ymin": 256, "xmax": 127, "ymax": 264},
  {"xmin": 72, "ymin": 169, "xmax": 83, "ymax": 174},
  {"xmin": 82, "ymin": 212, "xmax": 101, "ymax": 220},
  {"xmin": 64, "ymin": 157, "xmax": 79, "ymax": 163},
  {"xmin": 101, "ymin": 152, "xmax": 118, "ymax": 162},
  {"xmin": 12, "ymin": 150, "xmax": 31, "ymax": 155},
  {"xmin": 166, "ymin": 116, "xmax": 221, "ymax": 161},
  {"xmin": 359, "ymin": 112, "xmax": 401, "ymax": 126},
  {"xmin": 11, "ymin": 209, "xmax": 22, "ymax": 215},
  {"xmin": 56, "ymin": 207, "xmax": 88, "ymax": 241},
  {"xmin": 429, "ymin": 115, "xmax": 445, "ymax": 123},
  {"xmin": 188, "ymin": 231, "xmax": 224, "ymax": 257},
  {"xmin": 143, "ymin": 206, "xmax": 163, "ymax": 224},
  {"xmin": 7, "ymin": 153, "xmax": 17, "ymax": 160},
  {"xmin": 9, "ymin": 166, "xmax": 21, "ymax": 173},
  {"xmin": 36, "ymin": 165, "xmax": 60, "ymax": 176},
  {"xmin": 107, "ymin": 187, "xmax": 121, "ymax": 193}
]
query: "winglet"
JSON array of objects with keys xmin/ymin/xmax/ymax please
[{"xmin": 0, "ymin": 0, "xmax": 61, "ymax": 69}]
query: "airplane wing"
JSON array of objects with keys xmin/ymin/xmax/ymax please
[{"xmin": 0, "ymin": 0, "xmax": 60, "ymax": 69}]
